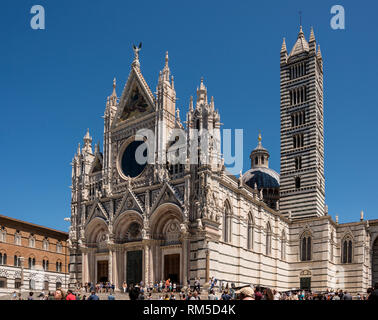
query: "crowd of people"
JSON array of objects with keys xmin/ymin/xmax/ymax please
[{"xmin": 9, "ymin": 278, "xmax": 378, "ymax": 301}]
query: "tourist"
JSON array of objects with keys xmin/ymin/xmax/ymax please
[
  {"xmin": 191, "ymin": 290, "xmax": 200, "ymax": 300},
  {"xmin": 368, "ymin": 283, "xmax": 378, "ymax": 301},
  {"xmin": 27, "ymin": 292, "xmax": 34, "ymax": 300},
  {"xmin": 12, "ymin": 291, "xmax": 17, "ymax": 300},
  {"xmin": 66, "ymin": 290, "xmax": 76, "ymax": 300},
  {"xmin": 122, "ymin": 281, "xmax": 127, "ymax": 293},
  {"xmin": 54, "ymin": 289, "xmax": 63, "ymax": 300},
  {"xmin": 87, "ymin": 290, "xmax": 100, "ymax": 300},
  {"xmin": 237, "ymin": 287, "xmax": 254, "ymax": 300},
  {"xmin": 273, "ymin": 289, "xmax": 281, "ymax": 300},
  {"xmin": 342, "ymin": 291, "xmax": 352, "ymax": 300},
  {"xmin": 221, "ymin": 290, "xmax": 231, "ymax": 301},
  {"xmin": 208, "ymin": 289, "xmax": 217, "ymax": 300},
  {"xmin": 254, "ymin": 286, "xmax": 262, "ymax": 300},
  {"xmin": 108, "ymin": 291, "xmax": 115, "ymax": 300}
]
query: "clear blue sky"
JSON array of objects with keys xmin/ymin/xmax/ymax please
[{"xmin": 1, "ymin": 0, "xmax": 377, "ymax": 231}]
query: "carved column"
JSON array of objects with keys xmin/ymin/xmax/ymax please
[
  {"xmin": 81, "ymin": 248, "xmax": 89, "ymax": 284},
  {"xmin": 108, "ymin": 249, "xmax": 113, "ymax": 284},
  {"xmin": 144, "ymin": 243, "xmax": 150, "ymax": 285}
]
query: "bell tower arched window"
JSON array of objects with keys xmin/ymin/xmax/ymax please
[
  {"xmin": 342, "ymin": 236, "xmax": 353, "ymax": 264},
  {"xmin": 247, "ymin": 212, "xmax": 254, "ymax": 250},
  {"xmin": 266, "ymin": 223, "xmax": 272, "ymax": 256},
  {"xmin": 300, "ymin": 232, "xmax": 312, "ymax": 261},
  {"xmin": 223, "ymin": 201, "xmax": 232, "ymax": 243}
]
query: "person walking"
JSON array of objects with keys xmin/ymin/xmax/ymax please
[
  {"xmin": 368, "ymin": 283, "xmax": 378, "ymax": 301},
  {"xmin": 87, "ymin": 291, "xmax": 100, "ymax": 300}
]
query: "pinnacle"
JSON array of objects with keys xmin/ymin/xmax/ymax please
[{"xmin": 309, "ymin": 26, "xmax": 316, "ymax": 42}]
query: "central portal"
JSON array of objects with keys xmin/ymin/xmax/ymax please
[
  {"xmin": 97, "ymin": 260, "xmax": 108, "ymax": 283},
  {"xmin": 164, "ymin": 254, "xmax": 180, "ymax": 284},
  {"xmin": 127, "ymin": 250, "xmax": 143, "ymax": 285}
]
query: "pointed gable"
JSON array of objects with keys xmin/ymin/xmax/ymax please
[
  {"xmin": 113, "ymin": 66, "xmax": 155, "ymax": 127},
  {"xmin": 289, "ymin": 26, "xmax": 309, "ymax": 58}
]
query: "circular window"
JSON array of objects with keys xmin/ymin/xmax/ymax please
[{"xmin": 120, "ymin": 140, "xmax": 147, "ymax": 178}]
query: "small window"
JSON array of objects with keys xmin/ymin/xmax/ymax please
[
  {"xmin": 43, "ymin": 238, "xmax": 49, "ymax": 251},
  {"xmin": 0, "ymin": 253, "xmax": 7, "ymax": 265},
  {"xmin": 14, "ymin": 279, "xmax": 22, "ymax": 289},
  {"xmin": 29, "ymin": 235, "xmax": 35, "ymax": 248},
  {"xmin": 14, "ymin": 232, "xmax": 21, "ymax": 246},
  {"xmin": 0, "ymin": 227, "xmax": 6, "ymax": 243},
  {"xmin": 295, "ymin": 177, "xmax": 301, "ymax": 189},
  {"xmin": 0, "ymin": 277, "xmax": 7, "ymax": 288},
  {"xmin": 56, "ymin": 242, "xmax": 62, "ymax": 254},
  {"xmin": 56, "ymin": 282, "xmax": 62, "ymax": 290},
  {"xmin": 14, "ymin": 255, "xmax": 21, "ymax": 267}
]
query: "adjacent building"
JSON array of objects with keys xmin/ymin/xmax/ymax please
[{"xmin": 0, "ymin": 214, "xmax": 68, "ymax": 294}]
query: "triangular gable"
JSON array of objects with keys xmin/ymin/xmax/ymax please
[
  {"xmin": 85, "ymin": 200, "xmax": 109, "ymax": 226},
  {"xmin": 112, "ymin": 66, "xmax": 155, "ymax": 128},
  {"xmin": 89, "ymin": 153, "xmax": 103, "ymax": 175},
  {"xmin": 150, "ymin": 182, "xmax": 184, "ymax": 215},
  {"xmin": 114, "ymin": 188, "xmax": 144, "ymax": 217}
]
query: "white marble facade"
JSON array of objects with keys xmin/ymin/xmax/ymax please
[{"xmin": 67, "ymin": 28, "xmax": 378, "ymax": 295}]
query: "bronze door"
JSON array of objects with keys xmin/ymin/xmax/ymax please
[
  {"xmin": 97, "ymin": 260, "xmax": 108, "ymax": 283},
  {"xmin": 127, "ymin": 250, "xmax": 143, "ymax": 285},
  {"xmin": 164, "ymin": 254, "xmax": 180, "ymax": 284}
]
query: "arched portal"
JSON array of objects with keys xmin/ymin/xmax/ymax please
[{"xmin": 150, "ymin": 203, "xmax": 185, "ymax": 285}]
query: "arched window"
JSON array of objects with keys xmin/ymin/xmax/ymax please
[
  {"xmin": 14, "ymin": 231, "xmax": 21, "ymax": 246},
  {"xmin": 247, "ymin": 213, "xmax": 254, "ymax": 250},
  {"xmin": 342, "ymin": 236, "xmax": 353, "ymax": 264},
  {"xmin": 0, "ymin": 252, "xmax": 7, "ymax": 265},
  {"xmin": 56, "ymin": 260, "xmax": 62, "ymax": 272},
  {"xmin": 281, "ymin": 231, "xmax": 286, "ymax": 261},
  {"xmin": 29, "ymin": 235, "xmax": 35, "ymax": 248},
  {"xmin": 56, "ymin": 242, "xmax": 62, "ymax": 254},
  {"xmin": 266, "ymin": 223, "xmax": 272, "ymax": 256},
  {"xmin": 330, "ymin": 233, "xmax": 334, "ymax": 262},
  {"xmin": 0, "ymin": 227, "xmax": 6, "ymax": 242},
  {"xmin": 28, "ymin": 256, "xmax": 36, "ymax": 269},
  {"xmin": 223, "ymin": 201, "xmax": 232, "ymax": 243},
  {"xmin": 43, "ymin": 238, "xmax": 49, "ymax": 251},
  {"xmin": 42, "ymin": 259, "xmax": 49, "ymax": 271},
  {"xmin": 14, "ymin": 255, "xmax": 21, "ymax": 267},
  {"xmin": 300, "ymin": 232, "xmax": 312, "ymax": 261}
]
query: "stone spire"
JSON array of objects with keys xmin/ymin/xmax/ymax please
[
  {"xmin": 309, "ymin": 27, "xmax": 316, "ymax": 52},
  {"xmin": 196, "ymin": 77, "xmax": 207, "ymax": 106},
  {"xmin": 317, "ymin": 45, "xmax": 322, "ymax": 60},
  {"xmin": 83, "ymin": 128, "xmax": 93, "ymax": 154},
  {"xmin": 281, "ymin": 37, "xmax": 287, "ymax": 53},
  {"xmin": 189, "ymin": 96, "xmax": 193, "ymax": 112},
  {"xmin": 162, "ymin": 51, "xmax": 170, "ymax": 81}
]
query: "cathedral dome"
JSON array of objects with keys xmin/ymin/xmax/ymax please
[
  {"xmin": 243, "ymin": 167, "xmax": 280, "ymax": 189},
  {"xmin": 243, "ymin": 133, "xmax": 280, "ymax": 190}
]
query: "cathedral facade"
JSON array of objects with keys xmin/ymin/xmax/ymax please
[{"xmin": 67, "ymin": 27, "xmax": 378, "ymax": 294}]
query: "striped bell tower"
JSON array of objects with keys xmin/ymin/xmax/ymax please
[{"xmin": 279, "ymin": 26, "xmax": 325, "ymax": 219}]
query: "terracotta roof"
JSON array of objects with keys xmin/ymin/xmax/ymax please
[{"xmin": 0, "ymin": 214, "xmax": 68, "ymax": 236}]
